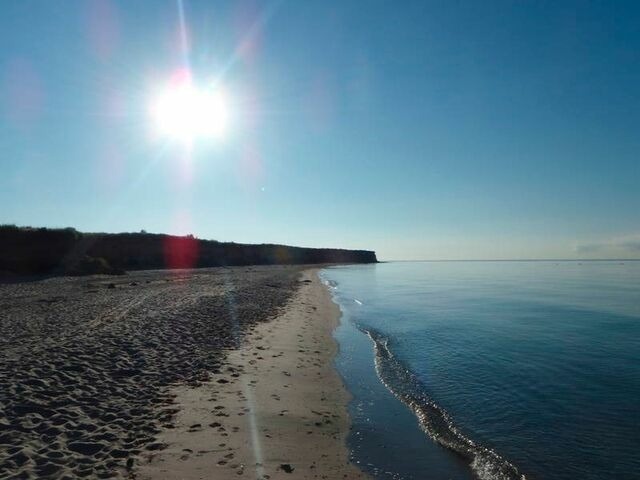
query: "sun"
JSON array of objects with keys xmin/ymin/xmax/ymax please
[{"xmin": 152, "ymin": 81, "xmax": 228, "ymax": 142}]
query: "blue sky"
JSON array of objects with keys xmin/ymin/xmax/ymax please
[{"xmin": 1, "ymin": 0, "xmax": 639, "ymax": 260}]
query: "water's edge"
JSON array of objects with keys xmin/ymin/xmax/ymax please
[
  {"xmin": 364, "ymin": 328, "xmax": 525, "ymax": 480},
  {"xmin": 321, "ymin": 273, "xmax": 526, "ymax": 480}
]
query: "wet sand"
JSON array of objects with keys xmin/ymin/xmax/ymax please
[{"xmin": 0, "ymin": 266, "xmax": 366, "ymax": 479}]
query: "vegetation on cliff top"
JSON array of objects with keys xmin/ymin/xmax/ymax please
[{"xmin": 0, "ymin": 225, "xmax": 377, "ymax": 277}]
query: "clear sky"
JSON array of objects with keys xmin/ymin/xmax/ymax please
[{"xmin": 1, "ymin": 0, "xmax": 639, "ymax": 260}]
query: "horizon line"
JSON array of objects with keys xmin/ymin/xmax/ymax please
[{"xmin": 382, "ymin": 258, "xmax": 640, "ymax": 263}]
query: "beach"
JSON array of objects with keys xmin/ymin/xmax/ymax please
[{"xmin": 0, "ymin": 266, "xmax": 366, "ymax": 479}]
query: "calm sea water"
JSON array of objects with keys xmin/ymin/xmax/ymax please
[{"xmin": 321, "ymin": 261, "xmax": 640, "ymax": 480}]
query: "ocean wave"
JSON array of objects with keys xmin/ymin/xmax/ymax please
[
  {"xmin": 321, "ymin": 277, "xmax": 339, "ymax": 289},
  {"xmin": 362, "ymin": 327, "xmax": 526, "ymax": 480}
]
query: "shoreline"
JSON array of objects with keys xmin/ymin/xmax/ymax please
[
  {"xmin": 138, "ymin": 268, "xmax": 368, "ymax": 479},
  {"xmin": 326, "ymin": 265, "xmax": 480, "ymax": 480}
]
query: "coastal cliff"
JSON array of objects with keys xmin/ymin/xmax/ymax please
[{"xmin": 0, "ymin": 225, "xmax": 377, "ymax": 276}]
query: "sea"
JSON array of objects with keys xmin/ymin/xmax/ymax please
[{"xmin": 320, "ymin": 261, "xmax": 640, "ymax": 480}]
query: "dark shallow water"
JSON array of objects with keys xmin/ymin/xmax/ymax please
[{"xmin": 322, "ymin": 261, "xmax": 640, "ymax": 480}]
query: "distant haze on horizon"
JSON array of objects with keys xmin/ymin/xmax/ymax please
[{"xmin": 1, "ymin": 0, "xmax": 639, "ymax": 261}]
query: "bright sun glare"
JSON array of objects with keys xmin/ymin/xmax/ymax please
[{"xmin": 152, "ymin": 83, "xmax": 228, "ymax": 142}]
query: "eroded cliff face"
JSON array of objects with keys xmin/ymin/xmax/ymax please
[{"xmin": 0, "ymin": 225, "xmax": 377, "ymax": 276}]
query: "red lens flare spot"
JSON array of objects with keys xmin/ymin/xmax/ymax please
[
  {"xmin": 2, "ymin": 58, "xmax": 44, "ymax": 129},
  {"xmin": 163, "ymin": 235, "xmax": 199, "ymax": 270},
  {"xmin": 169, "ymin": 68, "xmax": 192, "ymax": 88},
  {"xmin": 85, "ymin": 0, "xmax": 120, "ymax": 60}
]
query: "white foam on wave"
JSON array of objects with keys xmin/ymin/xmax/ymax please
[{"xmin": 363, "ymin": 328, "xmax": 527, "ymax": 480}]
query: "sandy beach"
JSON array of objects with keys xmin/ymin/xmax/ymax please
[
  {"xmin": 139, "ymin": 269, "xmax": 367, "ymax": 479},
  {"xmin": 0, "ymin": 266, "xmax": 366, "ymax": 479}
]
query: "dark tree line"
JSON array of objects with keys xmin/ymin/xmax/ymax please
[{"xmin": 0, "ymin": 225, "xmax": 377, "ymax": 277}]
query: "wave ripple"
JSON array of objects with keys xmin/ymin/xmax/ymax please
[{"xmin": 364, "ymin": 328, "xmax": 526, "ymax": 480}]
